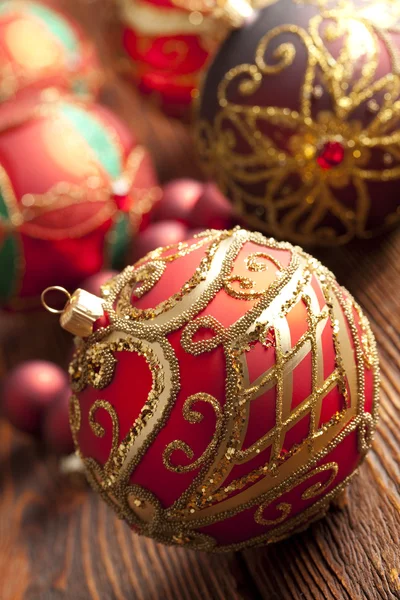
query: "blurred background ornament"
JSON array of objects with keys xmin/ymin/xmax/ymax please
[
  {"xmin": 0, "ymin": 0, "xmax": 102, "ymax": 102},
  {"xmin": 0, "ymin": 90, "xmax": 160, "ymax": 310},
  {"xmin": 132, "ymin": 178, "xmax": 236, "ymax": 259},
  {"xmin": 51, "ymin": 227, "xmax": 379, "ymax": 551},
  {"xmin": 196, "ymin": 0, "xmax": 400, "ymax": 245},
  {"xmin": 116, "ymin": 0, "xmax": 254, "ymax": 118},
  {"xmin": 1, "ymin": 360, "xmax": 69, "ymax": 436}
]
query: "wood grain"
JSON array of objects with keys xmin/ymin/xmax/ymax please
[{"xmin": 0, "ymin": 1, "xmax": 399, "ymax": 598}]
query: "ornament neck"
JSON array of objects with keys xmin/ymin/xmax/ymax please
[{"xmin": 41, "ymin": 286, "xmax": 105, "ymax": 338}]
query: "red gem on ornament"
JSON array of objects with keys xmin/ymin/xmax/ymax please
[{"xmin": 317, "ymin": 141, "xmax": 345, "ymax": 170}]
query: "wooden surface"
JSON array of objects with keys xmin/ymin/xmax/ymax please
[{"xmin": 1, "ymin": 2, "xmax": 400, "ymax": 599}]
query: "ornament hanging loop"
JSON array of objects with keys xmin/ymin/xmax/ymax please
[
  {"xmin": 42, "ymin": 286, "xmax": 105, "ymax": 338},
  {"xmin": 41, "ymin": 286, "xmax": 72, "ymax": 314}
]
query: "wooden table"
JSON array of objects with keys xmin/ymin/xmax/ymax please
[{"xmin": 0, "ymin": 2, "xmax": 399, "ymax": 598}]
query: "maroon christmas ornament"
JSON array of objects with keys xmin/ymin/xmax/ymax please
[{"xmin": 195, "ymin": 0, "xmax": 400, "ymax": 245}]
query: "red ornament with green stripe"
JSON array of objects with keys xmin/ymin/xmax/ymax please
[
  {"xmin": 0, "ymin": 0, "xmax": 102, "ymax": 102},
  {"xmin": 0, "ymin": 92, "xmax": 160, "ymax": 309}
]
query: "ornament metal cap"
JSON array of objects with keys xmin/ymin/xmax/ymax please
[{"xmin": 41, "ymin": 286, "xmax": 104, "ymax": 338}]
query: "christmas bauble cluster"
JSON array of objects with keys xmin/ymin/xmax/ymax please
[
  {"xmin": 0, "ymin": 0, "xmax": 386, "ymax": 555},
  {"xmin": 0, "ymin": 90, "xmax": 159, "ymax": 309},
  {"xmin": 67, "ymin": 227, "xmax": 379, "ymax": 551},
  {"xmin": 0, "ymin": 1, "xmax": 160, "ymax": 310},
  {"xmin": 196, "ymin": 0, "xmax": 400, "ymax": 245}
]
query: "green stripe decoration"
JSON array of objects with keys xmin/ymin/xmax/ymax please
[
  {"xmin": 60, "ymin": 102, "xmax": 123, "ymax": 180},
  {"xmin": 0, "ymin": 234, "xmax": 19, "ymax": 301},
  {"xmin": 0, "ymin": 2, "xmax": 79, "ymax": 56},
  {"xmin": 0, "ymin": 191, "xmax": 20, "ymax": 302},
  {"xmin": 0, "ymin": 188, "xmax": 8, "ymax": 219},
  {"xmin": 27, "ymin": 2, "xmax": 79, "ymax": 57},
  {"xmin": 107, "ymin": 213, "xmax": 132, "ymax": 270}
]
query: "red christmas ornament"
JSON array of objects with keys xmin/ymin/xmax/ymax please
[
  {"xmin": 188, "ymin": 182, "xmax": 235, "ymax": 230},
  {"xmin": 132, "ymin": 220, "xmax": 188, "ymax": 261},
  {"xmin": 116, "ymin": 0, "xmax": 251, "ymax": 118},
  {"xmin": 152, "ymin": 179, "xmax": 203, "ymax": 224},
  {"xmin": 60, "ymin": 227, "xmax": 379, "ymax": 551},
  {"xmin": 196, "ymin": 0, "xmax": 400, "ymax": 245},
  {"xmin": 0, "ymin": 0, "xmax": 102, "ymax": 102},
  {"xmin": 0, "ymin": 91, "xmax": 160, "ymax": 309},
  {"xmin": 2, "ymin": 360, "xmax": 68, "ymax": 435}
]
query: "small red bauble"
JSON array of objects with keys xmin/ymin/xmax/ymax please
[
  {"xmin": 117, "ymin": 0, "xmax": 226, "ymax": 118},
  {"xmin": 0, "ymin": 91, "xmax": 160, "ymax": 309},
  {"xmin": 67, "ymin": 228, "xmax": 379, "ymax": 551},
  {"xmin": 196, "ymin": 0, "xmax": 400, "ymax": 245},
  {"xmin": 151, "ymin": 179, "xmax": 203, "ymax": 224},
  {"xmin": 188, "ymin": 182, "xmax": 235, "ymax": 230},
  {"xmin": 0, "ymin": 0, "xmax": 102, "ymax": 102},
  {"xmin": 2, "ymin": 360, "xmax": 68, "ymax": 435},
  {"xmin": 132, "ymin": 220, "xmax": 188, "ymax": 261}
]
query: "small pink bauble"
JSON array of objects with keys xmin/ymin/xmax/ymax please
[
  {"xmin": 132, "ymin": 221, "xmax": 188, "ymax": 261},
  {"xmin": 152, "ymin": 179, "xmax": 204, "ymax": 224},
  {"xmin": 2, "ymin": 361, "xmax": 68, "ymax": 435}
]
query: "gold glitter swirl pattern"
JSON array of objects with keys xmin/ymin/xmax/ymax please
[
  {"xmin": 255, "ymin": 501, "xmax": 292, "ymax": 525},
  {"xmin": 196, "ymin": 0, "xmax": 400, "ymax": 244},
  {"xmin": 254, "ymin": 461, "xmax": 338, "ymax": 526},
  {"xmin": 181, "ymin": 316, "xmax": 227, "ymax": 355},
  {"xmin": 300, "ymin": 462, "xmax": 339, "ymax": 500},
  {"xmin": 117, "ymin": 231, "xmax": 230, "ymax": 321},
  {"xmin": 223, "ymin": 250, "xmax": 283, "ymax": 299},
  {"xmin": 69, "ymin": 394, "xmax": 81, "ymax": 448},
  {"xmin": 88, "ymin": 400, "xmax": 120, "ymax": 471},
  {"xmin": 163, "ymin": 393, "xmax": 223, "ymax": 473}
]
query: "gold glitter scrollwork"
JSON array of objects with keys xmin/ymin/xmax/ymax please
[
  {"xmin": 299, "ymin": 462, "xmax": 339, "ymax": 500},
  {"xmin": 255, "ymin": 501, "xmax": 292, "ymax": 525},
  {"xmin": 116, "ymin": 231, "xmax": 230, "ymax": 321},
  {"xmin": 181, "ymin": 315, "xmax": 227, "ymax": 355},
  {"xmin": 254, "ymin": 462, "xmax": 338, "ymax": 526},
  {"xmin": 163, "ymin": 393, "xmax": 223, "ymax": 473},
  {"xmin": 196, "ymin": 0, "xmax": 400, "ymax": 244},
  {"xmin": 246, "ymin": 252, "xmax": 283, "ymax": 272},
  {"xmin": 358, "ymin": 412, "xmax": 375, "ymax": 455},
  {"xmin": 118, "ymin": 260, "xmax": 166, "ymax": 308},
  {"xmin": 69, "ymin": 394, "xmax": 81, "ymax": 447},
  {"xmin": 354, "ymin": 301, "xmax": 375, "ymax": 369},
  {"xmin": 86, "ymin": 343, "xmax": 117, "ymax": 389},
  {"xmin": 89, "ymin": 400, "xmax": 120, "ymax": 471},
  {"xmin": 223, "ymin": 251, "xmax": 283, "ymax": 299}
]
